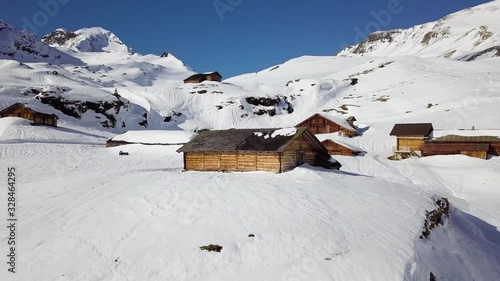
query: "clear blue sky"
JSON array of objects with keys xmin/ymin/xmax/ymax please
[{"xmin": 1, "ymin": 0, "xmax": 491, "ymax": 78}]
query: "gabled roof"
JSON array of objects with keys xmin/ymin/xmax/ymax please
[
  {"xmin": 421, "ymin": 143, "xmax": 489, "ymax": 152},
  {"xmin": 346, "ymin": 116, "xmax": 357, "ymax": 122},
  {"xmin": 0, "ymin": 103, "xmax": 58, "ymax": 118},
  {"xmin": 389, "ymin": 123, "xmax": 433, "ymax": 137},
  {"xmin": 296, "ymin": 113, "xmax": 357, "ymax": 132},
  {"xmin": 177, "ymin": 127, "xmax": 326, "ymax": 153}
]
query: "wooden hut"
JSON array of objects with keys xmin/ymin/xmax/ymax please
[
  {"xmin": 184, "ymin": 72, "xmax": 222, "ymax": 84},
  {"xmin": 321, "ymin": 139, "xmax": 362, "ymax": 156},
  {"xmin": 0, "ymin": 103, "xmax": 58, "ymax": 127},
  {"xmin": 295, "ymin": 113, "xmax": 358, "ymax": 137},
  {"xmin": 429, "ymin": 135, "xmax": 500, "ymax": 156},
  {"xmin": 177, "ymin": 127, "xmax": 341, "ymax": 173},
  {"xmin": 420, "ymin": 143, "xmax": 489, "ymax": 159},
  {"xmin": 389, "ymin": 123, "xmax": 433, "ymax": 153}
]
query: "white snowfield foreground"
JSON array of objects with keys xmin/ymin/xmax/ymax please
[{"xmin": 0, "ymin": 139, "xmax": 499, "ymax": 281}]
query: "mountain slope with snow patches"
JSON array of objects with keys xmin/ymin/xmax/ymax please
[{"xmin": 338, "ymin": 0, "xmax": 500, "ymax": 61}]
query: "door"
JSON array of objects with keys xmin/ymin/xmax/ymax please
[{"xmin": 296, "ymin": 151, "xmax": 305, "ymax": 166}]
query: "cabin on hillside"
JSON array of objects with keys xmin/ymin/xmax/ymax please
[
  {"xmin": 176, "ymin": 127, "xmax": 341, "ymax": 173},
  {"xmin": 0, "ymin": 103, "xmax": 58, "ymax": 127},
  {"xmin": 184, "ymin": 72, "xmax": 222, "ymax": 84},
  {"xmin": 420, "ymin": 143, "xmax": 489, "ymax": 159},
  {"xmin": 321, "ymin": 139, "xmax": 362, "ymax": 156},
  {"xmin": 389, "ymin": 123, "xmax": 433, "ymax": 154},
  {"xmin": 295, "ymin": 113, "xmax": 358, "ymax": 137}
]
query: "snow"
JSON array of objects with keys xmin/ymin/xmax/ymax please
[
  {"xmin": 111, "ymin": 130, "xmax": 196, "ymax": 144},
  {"xmin": 1, "ymin": 1, "xmax": 500, "ymax": 279},
  {"xmin": 270, "ymin": 127, "xmax": 297, "ymax": 138},
  {"xmin": 433, "ymin": 129, "xmax": 500, "ymax": 138}
]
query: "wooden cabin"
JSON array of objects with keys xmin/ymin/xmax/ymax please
[
  {"xmin": 427, "ymin": 135, "xmax": 500, "ymax": 157},
  {"xmin": 389, "ymin": 123, "xmax": 433, "ymax": 153},
  {"xmin": 295, "ymin": 113, "xmax": 358, "ymax": 137},
  {"xmin": 184, "ymin": 72, "xmax": 222, "ymax": 84},
  {"xmin": 420, "ymin": 143, "xmax": 489, "ymax": 159},
  {"xmin": 321, "ymin": 139, "xmax": 362, "ymax": 156},
  {"xmin": 0, "ymin": 103, "xmax": 58, "ymax": 127},
  {"xmin": 177, "ymin": 127, "xmax": 341, "ymax": 173}
]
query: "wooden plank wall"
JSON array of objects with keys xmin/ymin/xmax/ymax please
[
  {"xmin": 322, "ymin": 141, "xmax": 356, "ymax": 156},
  {"xmin": 281, "ymin": 134, "xmax": 321, "ymax": 172},
  {"xmin": 398, "ymin": 138, "xmax": 425, "ymax": 151},
  {"xmin": 184, "ymin": 152, "xmax": 280, "ymax": 173},
  {"xmin": 302, "ymin": 116, "xmax": 355, "ymax": 136}
]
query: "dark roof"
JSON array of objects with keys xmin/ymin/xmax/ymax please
[
  {"xmin": 432, "ymin": 135, "xmax": 500, "ymax": 143},
  {"xmin": 346, "ymin": 116, "xmax": 357, "ymax": 121},
  {"xmin": 0, "ymin": 103, "xmax": 58, "ymax": 118},
  {"xmin": 177, "ymin": 127, "xmax": 325, "ymax": 153},
  {"xmin": 389, "ymin": 123, "xmax": 433, "ymax": 137},
  {"xmin": 184, "ymin": 72, "xmax": 222, "ymax": 82},
  {"xmin": 421, "ymin": 143, "xmax": 489, "ymax": 152}
]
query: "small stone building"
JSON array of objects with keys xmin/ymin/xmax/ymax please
[
  {"xmin": 0, "ymin": 103, "xmax": 58, "ymax": 127},
  {"xmin": 184, "ymin": 72, "xmax": 222, "ymax": 84},
  {"xmin": 177, "ymin": 127, "xmax": 341, "ymax": 173}
]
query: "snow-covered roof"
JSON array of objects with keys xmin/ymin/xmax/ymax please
[
  {"xmin": 111, "ymin": 130, "xmax": 196, "ymax": 145},
  {"xmin": 328, "ymin": 139, "xmax": 363, "ymax": 152},
  {"xmin": 297, "ymin": 113, "xmax": 357, "ymax": 132}
]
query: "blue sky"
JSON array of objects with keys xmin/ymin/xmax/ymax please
[{"xmin": 1, "ymin": 0, "xmax": 491, "ymax": 78}]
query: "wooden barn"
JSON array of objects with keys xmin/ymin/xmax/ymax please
[
  {"xmin": 321, "ymin": 139, "xmax": 362, "ymax": 156},
  {"xmin": 184, "ymin": 72, "xmax": 222, "ymax": 84},
  {"xmin": 420, "ymin": 143, "xmax": 489, "ymax": 159},
  {"xmin": 295, "ymin": 113, "xmax": 358, "ymax": 137},
  {"xmin": 0, "ymin": 103, "xmax": 58, "ymax": 127},
  {"xmin": 389, "ymin": 123, "xmax": 433, "ymax": 153},
  {"xmin": 427, "ymin": 135, "xmax": 500, "ymax": 157},
  {"xmin": 177, "ymin": 127, "xmax": 341, "ymax": 173}
]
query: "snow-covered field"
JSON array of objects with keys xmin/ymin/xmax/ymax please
[
  {"xmin": 1, "ymin": 1, "xmax": 500, "ymax": 280},
  {"xmin": 0, "ymin": 120, "xmax": 499, "ymax": 281}
]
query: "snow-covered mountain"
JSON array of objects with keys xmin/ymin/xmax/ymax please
[
  {"xmin": 338, "ymin": 0, "xmax": 500, "ymax": 61},
  {"xmin": 0, "ymin": 19, "xmax": 80, "ymax": 64},
  {"xmin": 42, "ymin": 27, "xmax": 133, "ymax": 54}
]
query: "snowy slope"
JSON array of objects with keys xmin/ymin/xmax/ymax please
[
  {"xmin": 338, "ymin": 0, "xmax": 500, "ymax": 61},
  {"xmin": 1, "ymin": 2, "xmax": 500, "ymax": 280}
]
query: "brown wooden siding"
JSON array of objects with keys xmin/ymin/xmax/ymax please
[
  {"xmin": 397, "ymin": 138, "xmax": 425, "ymax": 151},
  {"xmin": 184, "ymin": 151, "xmax": 280, "ymax": 173},
  {"xmin": 321, "ymin": 140, "xmax": 358, "ymax": 156}
]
